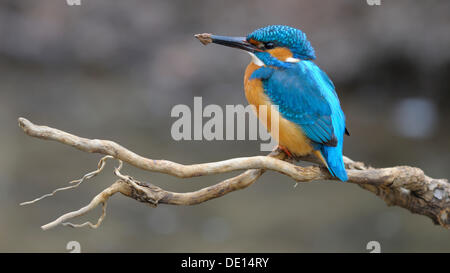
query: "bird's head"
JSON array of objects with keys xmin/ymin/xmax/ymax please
[{"xmin": 195, "ymin": 25, "xmax": 316, "ymax": 68}]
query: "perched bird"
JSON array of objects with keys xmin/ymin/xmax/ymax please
[{"xmin": 195, "ymin": 25, "xmax": 349, "ymax": 181}]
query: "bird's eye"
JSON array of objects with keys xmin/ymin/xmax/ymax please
[{"xmin": 264, "ymin": 42, "xmax": 275, "ymax": 49}]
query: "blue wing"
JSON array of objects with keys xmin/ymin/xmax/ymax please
[
  {"xmin": 251, "ymin": 62, "xmax": 340, "ymax": 146},
  {"xmin": 251, "ymin": 61, "xmax": 348, "ymax": 181}
]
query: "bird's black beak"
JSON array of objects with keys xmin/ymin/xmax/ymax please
[{"xmin": 195, "ymin": 33, "xmax": 260, "ymax": 53}]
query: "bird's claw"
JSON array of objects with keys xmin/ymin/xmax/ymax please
[{"xmin": 277, "ymin": 145, "xmax": 296, "ymax": 161}]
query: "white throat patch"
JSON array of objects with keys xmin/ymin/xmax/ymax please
[
  {"xmin": 248, "ymin": 52, "xmax": 264, "ymax": 66},
  {"xmin": 285, "ymin": 57, "xmax": 300, "ymax": 63}
]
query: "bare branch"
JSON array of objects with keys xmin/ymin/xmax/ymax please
[
  {"xmin": 41, "ymin": 181, "xmax": 122, "ymax": 230},
  {"xmin": 20, "ymin": 155, "xmax": 115, "ymax": 206},
  {"xmin": 17, "ymin": 117, "xmax": 323, "ymax": 181},
  {"xmin": 18, "ymin": 117, "xmax": 450, "ymax": 229}
]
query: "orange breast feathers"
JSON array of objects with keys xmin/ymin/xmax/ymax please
[{"xmin": 243, "ymin": 62, "xmax": 314, "ymax": 156}]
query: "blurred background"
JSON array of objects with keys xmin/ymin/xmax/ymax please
[{"xmin": 0, "ymin": 0, "xmax": 449, "ymax": 252}]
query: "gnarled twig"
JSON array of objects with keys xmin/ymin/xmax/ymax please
[{"xmin": 18, "ymin": 117, "xmax": 450, "ymax": 230}]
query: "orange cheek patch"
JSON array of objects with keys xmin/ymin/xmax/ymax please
[
  {"xmin": 248, "ymin": 38, "xmax": 260, "ymax": 47},
  {"xmin": 267, "ymin": 48, "xmax": 293, "ymax": 62},
  {"xmin": 247, "ymin": 38, "xmax": 264, "ymax": 52}
]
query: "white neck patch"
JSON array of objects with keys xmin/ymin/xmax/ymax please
[
  {"xmin": 248, "ymin": 52, "xmax": 264, "ymax": 66},
  {"xmin": 285, "ymin": 57, "xmax": 300, "ymax": 63}
]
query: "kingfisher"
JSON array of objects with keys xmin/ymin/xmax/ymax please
[{"xmin": 195, "ymin": 25, "xmax": 349, "ymax": 181}]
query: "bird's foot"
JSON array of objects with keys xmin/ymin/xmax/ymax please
[{"xmin": 277, "ymin": 145, "xmax": 296, "ymax": 161}]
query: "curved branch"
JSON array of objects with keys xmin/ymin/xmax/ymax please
[
  {"xmin": 17, "ymin": 117, "xmax": 324, "ymax": 181},
  {"xmin": 18, "ymin": 118, "xmax": 450, "ymax": 229}
]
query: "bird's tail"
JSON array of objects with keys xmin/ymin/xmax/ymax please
[{"xmin": 319, "ymin": 145, "xmax": 348, "ymax": 182}]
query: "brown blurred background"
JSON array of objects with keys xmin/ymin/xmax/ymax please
[{"xmin": 0, "ymin": 0, "xmax": 449, "ymax": 252}]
